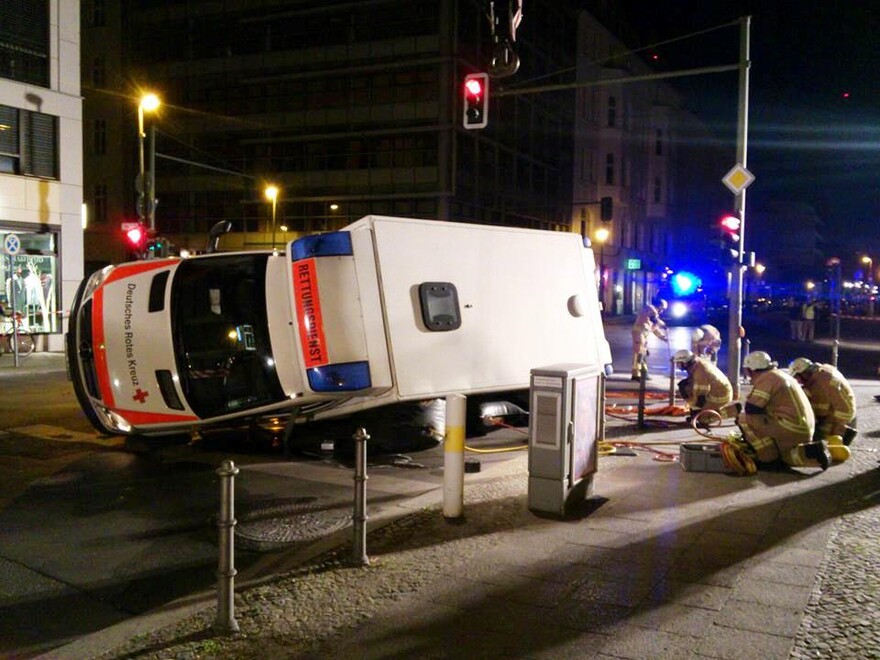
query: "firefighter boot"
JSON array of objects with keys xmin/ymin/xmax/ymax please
[
  {"xmin": 826, "ymin": 435, "xmax": 852, "ymax": 463},
  {"xmin": 842, "ymin": 426, "xmax": 858, "ymax": 446},
  {"xmin": 804, "ymin": 441, "xmax": 831, "ymax": 471}
]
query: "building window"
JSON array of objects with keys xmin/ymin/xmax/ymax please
[
  {"xmin": 92, "ymin": 57, "xmax": 106, "ymax": 87},
  {"xmin": 93, "ymin": 119, "xmax": 106, "ymax": 155},
  {"xmin": 90, "ymin": 0, "xmax": 106, "ymax": 27},
  {"xmin": 0, "ymin": 105, "xmax": 20, "ymax": 173},
  {"xmin": 655, "ymin": 129, "xmax": 663, "ymax": 156},
  {"xmin": 0, "ymin": 105, "xmax": 58, "ymax": 179},
  {"xmin": 0, "ymin": 0, "xmax": 49, "ymax": 86},
  {"xmin": 605, "ymin": 153, "xmax": 615, "ymax": 185},
  {"xmin": 94, "ymin": 184, "xmax": 108, "ymax": 223},
  {"xmin": 607, "ymin": 96, "xmax": 617, "ymax": 128},
  {"xmin": 653, "ymin": 176, "xmax": 662, "ymax": 203},
  {"xmin": 0, "ymin": 229, "xmax": 60, "ymax": 334}
]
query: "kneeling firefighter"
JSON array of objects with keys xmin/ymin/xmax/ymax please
[
  {"xmin": 789, "ymin": 357, "xmax": 857, "ymax": 463},
  {"xmin": 736, "ymin": 351, "xmax": 831, "ymax": 470},
  {"xmin": 673, "ymin": 349, "xmax": 736, "ymax": 419}
]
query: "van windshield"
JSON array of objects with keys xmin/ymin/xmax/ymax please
[{"xmin": 171, "ymin": 254, "xmax": 285, "ymax": 419}]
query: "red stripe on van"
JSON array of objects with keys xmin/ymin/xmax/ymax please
[
  {"xmin": 104, "ymin": 259, "xmax": 175, "ymax": 285},
  {"xmin": 292, "ymin": 258, "xmax": 329, "ymax": 368},
  {"xmin": 92, "ymin": 286, "xmax": 115, "ymax": 408},
  {"xmin": 117, "ymin": 409, "xmax": 199, "ymax": 425}
]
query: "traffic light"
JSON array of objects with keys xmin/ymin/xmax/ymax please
[
  {"xmin": 147, "ymin": 236, "xmax": 169, "ymax": 258},
  {"xmin": 462, "ymin": 72, "xmax": 489, "ymax": 129},
  {"xmin": 122, "ymin": 221, "xmax": 147, "ymax": 253},
  {"xmin": 600, "ymin": 197, "xmax": 613, "ymax": 221},
  {"xmin": 719, "ymin": 213, "xmax": 741, "ymax": 261}
]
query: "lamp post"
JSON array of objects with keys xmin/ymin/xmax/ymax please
[
  {"xmin": 827, "ymin": 257, "xmax": 842, "ymax": 366},
  {"xmin": 280, "ymin": 224, "xmax": 288, "ymax": 247},
  {"xmin": 594, "ymin": 227, "xmax": 609, "ymax": 312},
  {"xmin": 137, "ymin": 93, "xmax": 161, "ymax": 231},
  {"xmin": 862, "ymin": 255, "xmax": 874, "ymax": 317},
  {"xmin": 264, "ymin": 185, "xmax": 279, "ymax": 250}
]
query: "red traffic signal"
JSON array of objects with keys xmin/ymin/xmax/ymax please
[
  {"xmin": 462, "ymin": 72, "xmax": 489, "ymax": 129},
  {"xmin": 121, "ymin": 221, "xmax": 148, "ymax": 252},
  {"xmin": 720, "ymin": 214, "xmax": 740, "ymax": 233},
  {"xmin": 719, "ymin": 214, "xmax": 741, "ymax": 242}
]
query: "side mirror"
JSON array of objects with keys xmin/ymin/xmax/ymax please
[{"xmin": 206, "ymin": 221, "xmax": 233, "ymax": 254}]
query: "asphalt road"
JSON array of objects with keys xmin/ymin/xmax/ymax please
[{"xmin": 0, "ymin": 313, "xmax": 877, "ymax": 657}]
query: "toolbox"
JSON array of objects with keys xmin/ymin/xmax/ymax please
[{"xmin": 679, "ymin": 442, "xmax": 733, "ymax": 473}]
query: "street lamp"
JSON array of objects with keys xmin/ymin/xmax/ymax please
[
  {"xmin": 264, "ymin": 185, "xmax": 279, "ymax": 250},
  {"xmin": 862, "ymin": 255, "xmax": 874, "ymax": 316},
  {"xmin": 593, "ymin": 227, "xmax": 610, "ymax": 312},
  {"xmin": 280, "ymin": 224, "xmax": 288, "ymax": 246},
  {"xmin": 137, "ymin": 93, "xmax": 161, "ymax": 231}
]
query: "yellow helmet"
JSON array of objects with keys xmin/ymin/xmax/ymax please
[
  {"xmin": 672, "ymin": 349, "xmax": 695, "ymax": 364},
  {"xmin": 743, "ymin": 351, "xmax": 776, "ymax": 371},
  {"xmin": 788, "ymin": 357, "xmax": 814, "ymax": 377}
]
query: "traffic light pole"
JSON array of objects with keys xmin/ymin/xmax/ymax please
[{"xmin": 726, "ymin": 16, "xmax": 751, "ymax": 399}]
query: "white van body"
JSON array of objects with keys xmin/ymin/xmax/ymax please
[{"xmin": 67, "ymin": 216, "xmax": 611, "ymax": 436}]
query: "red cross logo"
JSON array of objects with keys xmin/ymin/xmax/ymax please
[{"xmin": 132, "ymin": 388, "xmax": 150, "ymax": 404}]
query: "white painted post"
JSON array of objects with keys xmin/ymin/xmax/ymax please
[{"xmin": 443, "ymin": 394, "xmax": 466, "ymax": 520}]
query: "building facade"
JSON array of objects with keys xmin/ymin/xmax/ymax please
[
  {"xmin": 573, "ymin": 11, "xmax": 727, "ymax": 316},
  {"xmin": 0, "ymin": 0, "xmax": 83, "ymax": 351},
  {"xmin": 81, "ymin": 0, "xmax": 579, "ymax": 267}
]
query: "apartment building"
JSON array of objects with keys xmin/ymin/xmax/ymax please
[
  {"xmin": 0, "ymin": 0, "xmax": 83, "ymax": 351},
  {"xmin": 81, "ymin": 0, "xmax": 579, "ymax": 266},
  {"xmin": 573, "ymin": 11, "xmax": 726, "ymax": 315}
]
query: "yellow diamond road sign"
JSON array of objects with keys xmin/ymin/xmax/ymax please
[{"xmin": 722, "ymin": 164, "xmax": 755, "ymax": 195}]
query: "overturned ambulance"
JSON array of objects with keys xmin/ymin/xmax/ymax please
[{"xmin": 66, "ymin": 215, "xmax": 612, "ymax": 437}]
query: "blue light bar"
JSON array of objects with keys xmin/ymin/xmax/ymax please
[
  {"xmin": 671, "ymin": 271, "xmax": 701, "ymax": 297},
  {"xmin": 291, "ymin": 231, "xmax": 353, "ymax": 261},
  {"xmin": 307, "ymin": 361, "xmax": 372, "ymax": 392}
]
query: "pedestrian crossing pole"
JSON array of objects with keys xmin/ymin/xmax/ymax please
[{"xmin": 726, "ymin": 16, "xmax": 751, "ymax": 399}]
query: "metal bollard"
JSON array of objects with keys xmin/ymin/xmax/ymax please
[
  {"xmin": 443, "ymin": 394, "xmax": 466, "ymax": 521},
  {"xmin": 637, "ymin": 359, "xmax": 647, "ymax": 429},
  {"xmin": 214, "ymin": 460, "xmax": 240, "ymax": 634},
  {"xmin": 352, "ymin": 427, "xmax": 370, "ymax": 566}
]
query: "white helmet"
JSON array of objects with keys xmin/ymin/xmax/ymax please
[
  {"xmin": 743, "ymin": 351, "xmax": 776, "ymax": 371},
  {"xmin": 673, "ymin": 349, "xmax": 695, "ymax": 364},
  {"xmin": 691, "ymin": 328, "xmax": 705, "ymax": 342},
  {"xmin": 656, "ymin": 299, "xmax": 668, "ymax": 311},
  {"xmin": 789, "ymin": 357, "xmax": 814, "ymax": 377}
]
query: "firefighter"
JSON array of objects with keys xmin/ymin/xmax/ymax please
[
  {"xmin": 736, "ymin": 351, "xmax": 830, "ymax": 470},
  {"xmin": 631, "ymin": 299, "xmax": 668, "ymax": 380},
  {"xmin": 691, "ymin": 324, "xmax": 722, "ymax": 363},
  {"xmin": 789, "ymin": 357, "xmax": 857, "ymax": 447},
  {"xmin": 673, "ymin": 349, "xmax": 736, "ymax": 419}
]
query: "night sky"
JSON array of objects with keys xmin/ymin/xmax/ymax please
[{"xmin": 619, "ymin": 1, "xmax": 880, "ymax": 257}]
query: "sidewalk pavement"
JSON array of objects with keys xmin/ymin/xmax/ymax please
[
  {"xmin": 0, "ymin": 350, "xmax": 66, "ymax": 377},
  {"xmin": 42, "ymin": 372, "xmax": 880, "ymax": 660}
]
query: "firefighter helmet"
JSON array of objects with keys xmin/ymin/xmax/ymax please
[
  {"xmin": 673, "ymin": 349, "xmax": 695, "ymax": 364},
  {"xmin": 691, "ymin": 328, "xmax": 705, "ymax": 342},
  {"xmin": 743, "ymin": 351, "xmax": 776, "ymax": 371},
  {"xmin": 788, "ymin": 357, "xmax": 815, "ymax": 377}
]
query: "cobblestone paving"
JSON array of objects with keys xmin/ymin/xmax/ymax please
[{"xmin": 790, "ymin": 396, "xmax": 880, "ymax": 660}]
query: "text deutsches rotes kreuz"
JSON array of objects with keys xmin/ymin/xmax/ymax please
[{"xmin": 123, "ymin": 283, "xmax": 140, "ymax": 388}]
